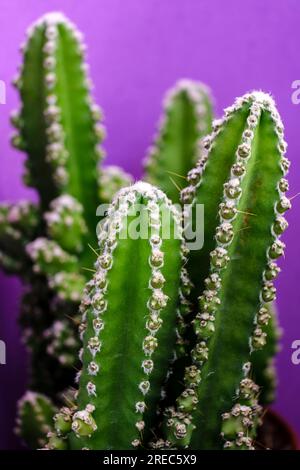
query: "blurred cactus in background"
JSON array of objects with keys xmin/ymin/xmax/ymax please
[
  {"xmin": 144, "ymin": 79, "xmax": 213, "ymax": 203},
  {"xmin": 0, "ymin": 13, "xmax": 291, "ymax": 451},
  {"xmin": 16, "ymin": 392, "xmax": 57, "ymax": 449}
]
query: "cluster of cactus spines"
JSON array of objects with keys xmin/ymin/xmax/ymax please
[
  {"xmin": 43, "ymin": 182, "xmax": 190, "ymax": 450},
  {"xmin": 0, "ymin": 201, "xmax": 38, "ymax": 274},
  {"xmin": 98, "ymin": 165, "xmax": 133, "ymax": 204},
  {"xmin": 221, "ymin": 367, "xmax": 262, "ymax": 450},
  {"xmin": 144, "ymin": 79, "xmax": 213, "ymax": 203},
  {"xmin": 164, "ymin": 91, "xmax": 290, "ymax": 450},
  {"xmin": 251, "ymin": 302, "xmax": 281, "ymax": 405},
  {"xmin": 16, "ymin": 392, "xmax": 57, "ymax": 449},
  {"xmin": 44, "ymin": 319, "xmax": 80, "ymax": 367}
]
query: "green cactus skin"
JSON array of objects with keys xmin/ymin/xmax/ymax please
[
  {"xmin": 165, "ymin": 92, "xmax": 290, "ymax": 450},
  {"xmin": 44, "ymin": 319, "xmax": 80, "ymax": 368},
  {"xmin": 3, "ymin": 11, "xmax": 107, "ymax": 280},
  {"xmin": 16, "ymin": 392, "xmax": 57, "ymax": 449},
  {"xmin": 46, "ymin": 182, "xmax": 188, "ymax": 450},
  {"xmin": 220, "ymin": 305, "xmax": 281, "ymax": 450},
  {"xmin": 144, "ymin": 80, "xmax": 213, "ymax": 203}
]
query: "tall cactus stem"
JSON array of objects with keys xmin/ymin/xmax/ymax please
[
  {"xmin": 165, "ymin": 91, "xmax": 290, "ymax": 450},
  {"xmin": 48, "ymin": 182, "xmax": 190, "ymax": 449},
  {"xmin": 12, "ymin": 12, "xmax": 105, "ymax": 238}
]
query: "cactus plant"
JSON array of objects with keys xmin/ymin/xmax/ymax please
[
  {"xmin": 165, "ymin": 91, "xmax": 290, "ymax": 450},
  {"xmin": 0, "ymin": 12, "xmax": 290, "ymax": 449},
  {"xmin": 144, "ymin": 79, "xmax": 213, "ymax": 203}
]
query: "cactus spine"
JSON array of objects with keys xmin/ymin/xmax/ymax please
[
  {"xmin": 165, "ymin": 92, "xmax": 290, "ymax": 450},
  {"xmin": 144, "ymin": 80, "xmax": 213, "ymax": 203}
]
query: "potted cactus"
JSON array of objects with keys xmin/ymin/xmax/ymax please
[{"xmin": 0, "ymin": 12, "xmax": 297, "ymax": 450}]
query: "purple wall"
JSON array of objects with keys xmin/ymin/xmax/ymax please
[{"xmin": 0, "ymin": 0, "xmax": 300, "ymax": 449}]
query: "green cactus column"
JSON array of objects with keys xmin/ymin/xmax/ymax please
[
  {"xmin": 144, "ymin": 80, "xmax": 213, "ymax": 203},
  {"xmin": 165, "ymin": 92, "xmax": 290, "ymax": 450},
  {"xmin": 4, "ymin": 13, "xmax": 106, "ymax": 447},
  {"xmin": 46, "ymin": 182, "xmax": 189, "ymax": 449}
]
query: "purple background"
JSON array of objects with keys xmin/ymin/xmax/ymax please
[{"xmin": 0, "ymin": 0, "xmax": 299, "ymax": 449}]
